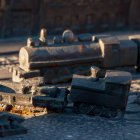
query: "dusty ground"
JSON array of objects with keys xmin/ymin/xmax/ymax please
[{"xmin": 1, "ymin": 31, "xmax": 140, "ymax": 140}]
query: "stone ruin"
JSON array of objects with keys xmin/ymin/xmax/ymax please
[{"xmin": 2, "ymin": 28, "xmax": 140, "ymax": 136}]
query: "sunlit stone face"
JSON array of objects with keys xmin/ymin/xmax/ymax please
[{"xmin": 40, "ymin": 28, "xmax": 47, "ymax": 42}]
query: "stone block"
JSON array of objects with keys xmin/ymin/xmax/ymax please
[
  {"xmin": 99, "ymin": 37, "xmax": 120, "ymax": 67},
  {"xmin": 70, "ymin": 70, "xmax": 132, "ymax": 110}
]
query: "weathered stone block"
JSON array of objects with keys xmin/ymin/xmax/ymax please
[
  {"xmin": 70, "ymin": 70, "xmax": 132, "ymax": 110},
  {"xmin": 99, "ymin": 37, "xmax": 120, "ymax": 67}
]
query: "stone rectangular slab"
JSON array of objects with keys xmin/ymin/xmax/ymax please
[
  {"xmin": 71, "ymin": 71, "xmax": 132, "ymax": 110},
  {"xmin": 99, "ymin": 37, "xmax": 120, "ymax": 67}
]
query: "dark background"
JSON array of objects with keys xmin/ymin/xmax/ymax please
[{"xmin": 0, "ymin": 0, "xmax": 139, "ymax": 38}]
